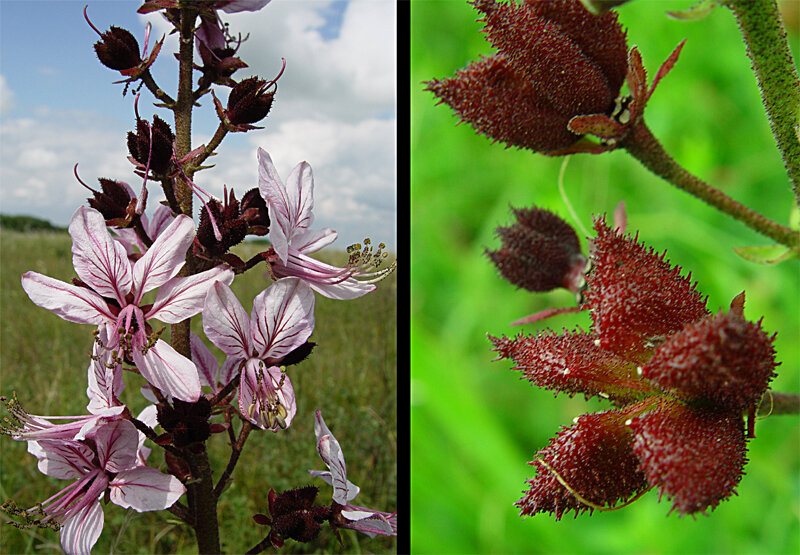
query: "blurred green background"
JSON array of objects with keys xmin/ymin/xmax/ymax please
[{"xmin": 411, "ymin": 1, "xmax": 799, "ymax": 553}]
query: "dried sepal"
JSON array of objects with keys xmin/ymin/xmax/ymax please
[
  {"xmin": 585, "ymin": 217, "xmax": 708, "ymax": 359},
  {"xmin": 486, "ymin": 206, "xmax": 587, "ymax": 293},
  {"xmin": 517, "ymin": 409, "xmax": 649, "ymax": 519},
  {"xmin": 489, "ymin": 330, "xmax": 654, "ymax": 404},
  {"xmin": 642, "ymin": 307, "xmax": 777, "ymax": 411},
  {"xmin": 629, "ymin": 401, "xmax": 747, "ymax": 515}
]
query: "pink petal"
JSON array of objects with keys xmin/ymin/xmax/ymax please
[
  {"xmin": 61, "ymin": 500, "xmax": 104, "ymax": 555},
  {"xmin": 307, "ymin": 278, "xmax": 376, "ymax": 301},
  {"xmin": 95, "ymin": 420, "xmax": 138, "ymax": 473},
  {"xmin": 219, "ymin": 357, "xmax": 241, "ymax": 389},
  {"xmin": 202, "ymin": 281, "xmax": 252, "ymax": 358},
  {"xmin": 86, "ymin": 327, "xmax": 124, "ymax": 414},
  {"xmin": 147, "ymin": 265, "xmax": 234, "ymax": 323},
  {"xmin": 291, "ymin": 227, "xmax": 337, "ymax": 254},
  {"xmin": 110, "ymin": 466, "xmax": 186, "ymax": 512},
  {"xmin": 219, "ymin": 0, "xmax": 271, "ymax": 13},
  {"xmin": 69, "ymin": 206, "xmax": 133, "ymax": 304},
  {"xmin": 258, "ymin": 148, "xmax": 315, "ymax": 263},
  {"xmin": 35, "ymin": 440, "xmax": 96, "ymax": 480},
  {"xmin": 191, "ymin": 333, "xmax": 221, "ymax": 390},
  {"xmin": 132, "ymin": 214, "xmax": 195, "ymax": 301},
  {"xmin": 133, "ymin": 339, "xmax": 201, "ymax": 402},
  {"xmin": 314, "ymin": 411, "xmax": 356, "ymax": 504},
  {"xmin": 21, "ymin": 272, "xmax": 114, "ymax": 324},
  {"xmin": 251, "ymin": 277, "xmax": 315, "ymax": 360}
]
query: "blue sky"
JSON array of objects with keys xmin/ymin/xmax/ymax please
[{"xmin": 0, "ymin": 0, "xmax": 396, "ymax": 250}]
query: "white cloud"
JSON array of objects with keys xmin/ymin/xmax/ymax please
[
  {"xmin": 0, "ymin": 75, "xmax": 15, "ymax": 116},
  {"xmin": 0, "ymin": 1, "xmax": 396, "ymax": 251}
]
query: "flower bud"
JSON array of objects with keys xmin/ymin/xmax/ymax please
[
  {"xmin": 629, "ymin": 400, "xmax": 747, "ymax": 515},
  {"xmin": 227, "ymin": 77, "xmax": 275, "ymax": 125},
  {"xmin": 518, "ymin": 410, "xmax": 648, "ymax": 519},
  {"xmin": 156, "ymin": 397, "xmax": 212, "ymax": 447},
  {"xmin": 85, "ymin": 178, "xmax": 135, "ymax": 223},
  {"xmin": 240, "ymin": 187, "xmax": 270, "ymax": 235},
  {"xmin": 94, "ymin": 26, "xmax": 142, "ymax": 71},
  {"xmin": 197, "ymin": 190, "xmax": 248, "ymax": 257},
  {"xmin": 426, "ymin": 0, "xmax": 628, "ymax": 153},
  {"xmin": 642, "ymin": 304, "xmax": 777, "ymax": 412},
  {"xmin": 486, "ymin": 206, "xmax": 588, "ymax": 293},
  {"xmin": 127, "ymin": 115, "xmax": 175, "ymax": 175}
]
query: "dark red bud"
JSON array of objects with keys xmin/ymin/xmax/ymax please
[
  {"xmin": 486, "ymin": 205, "xmax": 587, "ymax": 293},
  {"xmin": 127, "ymin": 115, "xmax": 175, "ymax": 175},
  {"xmin": 94, "ymin": 26, "xmax": 142, "ymax": 71},
  {"xmin": 517, "ymin": 409, "xmax": 649, "ymax": 519},
  {"xmin": 227, "ymin": 77, "xmax": 275, "ymax": 126},
  {"xmin": 240, "ymin": 188, "xmax": 270, "ymax": 235},
  {"xmin": 86, "ymin": 178, "xmax": 134, "ymax": 221},
  {"xmin": 630, "ymin": 400, "xmax": 747, "ymax": 515},
  {"xmin": 642, "ymin": 307, "xmax": 777, "ymax": 412}
]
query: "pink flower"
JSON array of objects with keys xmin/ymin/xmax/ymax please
[
  {"xmin": 29, "ymin": 420, "xmax": 184, "ymax": 555},
  {"xmin": 21, "ymin": 206, "xmax": 233, "ymax": 402},
  {"xmin": 257, "ymin": 148, "xmax": 393, "ymax": 300},
  {"xmin": 309, "ymin": 411, "xmax": 397, "ymax": 537},
  {"xmin": 202, "ymin": 278, "xmax": 314, "ymax": 430}
]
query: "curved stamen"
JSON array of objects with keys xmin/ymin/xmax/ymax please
[
  {"xmin": 73, "ymin": 163, "xmax": 98, "ymax": 194},
  {"xmin": 82, "ymin": 5, "xmax": 103, "ymax": 37},
  {"xmin": 174, "ymin": 158, "xmax": 222, "ymax": 241}
]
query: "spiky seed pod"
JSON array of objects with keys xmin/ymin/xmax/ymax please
[
  {"xmin": 584, "ymin": 218, "xmax": 709, "ymax": 359},
  {"xmin": 642, "ymin": 309, "xmax": 777, "ymax": 412},
  {"xmin": 517, "ymin": 409, "xmax": 649, "ymax": 519},
  {"xmin": 268, "ymin": 486, "xmax": 330, "ymax": 543},
  {"xmin": 156, "ymin": 397, "xmax": 212, "ymax": 447},
  {"xmin": 94, "ymin": 26, "xmax": 141, "ymax": 71},
  {"xmin": 227, "ymin": 77, "xmax": 275, "ymax": 126},
  {"xmin": 490, "ymin": 330, "xmax": 654, "ymax": 404},
  {"xmin": 426, "ymin": 0, "xmax": 628, "ymax": 153},
  {"xmin": 629, "ymin": 400, "xmax": 747, "ymax": 515},
  {"xmin": 197, "ymin": 195, "xmax": 248, "ymax": 257},
  {"xmin": 87, "ymin": 178, "xmax": 133, "ymax": 221},
  {"xmin": 240, "ymin": 187, "xmax": 270, "ymax": 235},
  {"xmin": 126, "ymin": 115, "xmax": 175, "ymax": 175},
  {"xmin": 486, "ymin": 206, "xmax": 588, "ymax": 293}
]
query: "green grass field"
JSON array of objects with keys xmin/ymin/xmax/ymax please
[
  {"xmin": 0, "ymin": 231, "xmax": 397, "ymax": 554},
  {"xmin": 412, "ymin": 1, "xmax": 799, "ymax": 553}
]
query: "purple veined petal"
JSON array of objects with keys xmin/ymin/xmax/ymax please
[
  {"xmin": 21, "ymin": 272, "xmax": 114, "ymax": 325},
  {"xmin": 308, "ymin": 470, "xmax": 361, "ymax": 501},
  {"xmin": 69, "ymin": 206, "xmax": 133, "ymax": 304},
  {"xmin": 86, "ymin": 327, "xmax": 124, "ymax": 414},
  {"xmin": 202, "ymin": 281, "xmax": 252, "ymax": 358},
  {"xmin": 251, "ymin": 277, "xmax": 315, "ymax": 360},
  {"xmin": 258, "ymin": 148, "xmax": 315, "ymax": 263},
  {"xmin": 306, "ymin": 277, "xmax": 376, "ymax": 301},
  {"xmin": 74, "ymin": 406, "xmax": 126, "ymax": 441},
  {"xmin": 60, "ymin": 499, "xmax": 104, "ymax": 555},
  {"xmin": 95, "ymin": 420, "xmax": 139, "ymax": 474},
  {"xmin": 147, "ymin": 265, "xmax": 234, "ymax": 324},
  {"xmin": 219, "ymin": 357, "xmax": 242, "ymax": 390},
  {"xmin": 147, "ymin": 205, "xmax": 176, "ymax": 240},
  {"xmin": 132, "ymin": 214, "xmax": 195, "ymax": 302},
  {"xmin": 35, "ymin": 440, "xmax": 96, "ymax": 480},
  {"xmin": 341, "ymin": 507, "xmax": 396, "ymax": 537},
  {"xmin": 238, "ymin": 358, "xmax": 264, "ymax": 427},
  {"xmin": 273, "ymin": 251, "xmax": 377, "ymax": 300},
  {"xmin": 191, "ymin": 333, "xmax": 220, "ymax": 390},
  {"xmin": 291, "ymin": 227, "xmax": 337, "ymax": 254},
  {"xmin": 135, "ymin": 405, "xmax": 158, "ymax": 466},
  {"xmin": 110, "ymin": 466, "xmax": 186, "ymax": 512},
  {"xmin": 314, "ymin": 411, "xmax": 354, "ymax": 504},
  {"xmin": 219, "ymin": 0, "xmax": 271, "ymax": 13},
  {"xmin": 133, "ymin": 339, "xmax": 202, "ymax": 402}
]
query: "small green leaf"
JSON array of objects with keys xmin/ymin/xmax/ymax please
[
  {"xmin": 734, "ymin": 245, "xmax": 800, "ymax": 264},
  {"xmin": 666, "ymin": 0, "xmax": 717, "ymax": 21}
]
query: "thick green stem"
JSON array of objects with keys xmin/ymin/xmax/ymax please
[
  {"xmin": 722, "ymin": 0, "xmax": 800, "ymax": 201},
  {"xmin": 622, "ymin": 122, "xmax": 799, "ymax": 247}
]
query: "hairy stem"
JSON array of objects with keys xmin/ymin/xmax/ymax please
[
  {"xmin": 757, "ymin": 390, "xmax": 800, "ymax": 416},
  {"xmin": 214, "ymin": 419, "xmax": 253, "ymax": 497},
  {"xmin": 186, "ymin": 445, "xmax": 221, "ymax": 554},
  {"xmin": 622, "ymin": 122, "xmax": 799, "ymax": 247},
  {"xmin": 722, "ymin": 0, "xmax": 800, "ymax": 200}
]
